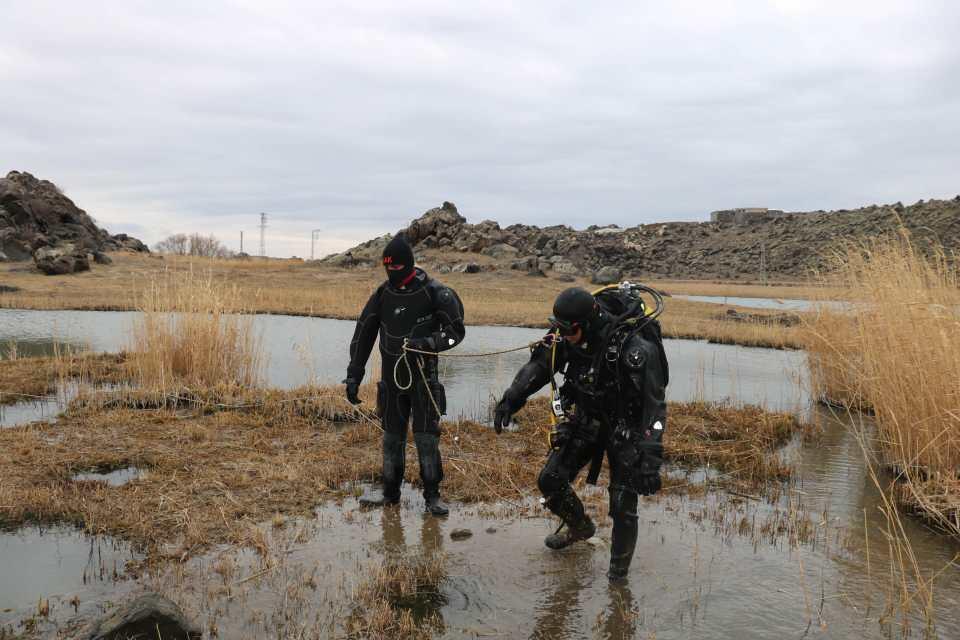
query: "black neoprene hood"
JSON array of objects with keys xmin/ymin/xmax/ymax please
[
  {"xmin": 382, "ymin": 235, "xmax": 415, "ymax": 286},
  {"xmin": 551, "ymin": 287, "xmax": 597, "ymax": 326}
]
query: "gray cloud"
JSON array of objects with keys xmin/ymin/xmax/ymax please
[{"xmin": 2, "ymin": 0, "xmax": 958, "ymax": 257}]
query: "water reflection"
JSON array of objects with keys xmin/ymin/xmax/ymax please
[
  {"xmin": 0, "ymin": 526, "xmax": 136, "ymax": 617},
  {"xmin": 0, "ymin": 310, "xmax": 811, "ymax": 420},
  {"xmin": 376, "ymin": 507, "xmax": 448, "ymax": 626}
]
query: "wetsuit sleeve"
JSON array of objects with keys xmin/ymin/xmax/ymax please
[
  {"xmin": 621, "ymin": 331, "xmax": 668, "ymax": 431},
  {"xmin": 346, "ymin": 285, "xmax": 383, "ymax": 383},
  {"xmin": 503, "ymin": 336, "xmax": 566, "ymax": 412},
  {"xmin": 427, "ymin": 283, "xmax": 466, "ymax": 352}
]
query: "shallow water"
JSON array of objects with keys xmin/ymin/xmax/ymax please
[
  {"xmin": 676, "ymin": 295, "xmax": 849, "ymax": 312},
  {"xmin": 71, "ymin": 466, "xmax": 145, "ymax": 487},
  {"xmin": 0, "ymin": 309, "xmax": 810, "ymax": 424},
  {"xmin": 0, "ymin": 395, "xmax": 62, "ymax": 427},
  {"xmin": 0, "ymin": 527, "xmax": 137, "ymax": 621},
  {"xmin": 11, "ymin": 424, "xmax": 958, "ymax": 640}
]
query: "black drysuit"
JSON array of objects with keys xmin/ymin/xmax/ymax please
[
  {"xmin": 499, "ymin": 306, "xmax": 669, "ymax": 578},
  {"xmin": 347, "ymin": 268, "xmax": 465, "ymax": 502}
]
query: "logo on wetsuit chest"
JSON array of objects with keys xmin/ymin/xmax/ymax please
[{"xmin": 392, "ymin": 306, "xmax": 432, "ymax": 324}]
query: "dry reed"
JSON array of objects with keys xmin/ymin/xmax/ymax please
[
  {"xmin": 127, "ymin": 268, "xmax": 264, "ymax": 392},
  {"xmin": 803, "ymin": 229, "xmax": 960, "ymax": 535}
]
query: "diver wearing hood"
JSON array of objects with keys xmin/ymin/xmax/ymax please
[
  {"xmin": 344, "ymin": 235, "xmax": 466, "ymax": 515},
  {"xmin": 493, "ymin": 285, "xmax": 669, "ymax": 584}
]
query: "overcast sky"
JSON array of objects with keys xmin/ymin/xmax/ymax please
[{"xmin": 2, "ymin": 1, "xmax": 958, "ymax": 257}]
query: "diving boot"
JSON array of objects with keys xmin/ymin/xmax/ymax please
[
  {"xmin": 544, "ymin": 519, "xmax": 596, "ymax": 550},
  {"xmin": 359, "ymin": 487, "xmax": 400, "ymax": 509},
  {"xmin": 424, "ymin": 491, "xmax": 449, "ymax": 516},
  {"xmin": 543, "ymin": 489, "xmax": 595, "ymax": 550},
  {"xmin": 607, "ymin": 488, "xmax": 639, "ymax": 584}
]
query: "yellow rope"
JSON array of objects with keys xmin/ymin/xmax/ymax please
[{"xmin": 402, "ymin": 340, "xmax": 543, "ymax": 358}]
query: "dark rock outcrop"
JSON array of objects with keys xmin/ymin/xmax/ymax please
[
  {"xmin": 0, "ymin": 171, "xmax": 149, "ymax": 270},
  {"xmin": 338, "ymin": 197, "xmax": 960, "ymax": 280},
  {"xmin": 78, "ymin": 593, "xmax": 201, "ymax": 640}
]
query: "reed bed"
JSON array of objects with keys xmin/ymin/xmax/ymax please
[
  {"xmin": 803, "ymin": 230, "xmax": 960, "ymax": 535},
  {"xmin": 127, "ymin": 269, "xmax": 264, "ymax": 392}
]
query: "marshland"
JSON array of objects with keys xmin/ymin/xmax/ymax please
[{"xmin": 0, "ymin": 229, "xmax": 957, "ymax": 640}]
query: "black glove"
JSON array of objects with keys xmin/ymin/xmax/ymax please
[
  {"xmin": 344, "ymin": 378, "xmax": 361, "ymax": 405},
  {"xmin": 637, "ymin": 439, "xmax": 663, "ymax": 495},
  {"xmin": 493, "ymin": 391, "xmax": 519, "ymax": 434},
  {"xmin": 637, "ymin": 472, "xmax": 662, "ymax": 496}
]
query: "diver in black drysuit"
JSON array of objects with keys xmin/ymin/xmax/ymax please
[
  {"xmin": 344, "ymin": 235, "xmax": 465, "ymax": 516},
  {"xmin": 493, "ymin": 286, "xmax": 668, "ymax": 583}
]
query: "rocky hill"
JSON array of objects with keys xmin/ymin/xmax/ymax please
[
  {"xmin": 327, "ymin": 197, "xmax": 960, "ymax": 281},
  {"xmin": 0, "ymin": 171, "xmax": 148, "ymax": 274}
]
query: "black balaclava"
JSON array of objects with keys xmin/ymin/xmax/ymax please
[{"xmin": 382, "ymin": 235, "xmax": 415, "ymax": 288}]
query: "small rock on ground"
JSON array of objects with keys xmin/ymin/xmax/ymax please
[{"xmin": 450, "ymin": 528, "xmax": 473, "ymax": 541}]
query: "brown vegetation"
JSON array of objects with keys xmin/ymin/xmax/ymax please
[
  {"xmin": 0, "ymin": 378, "xmax": 809, "ymax": 563},
  {"xmin": 803, "ymin": 230, "xmax": 960, "ymax": 535},
  {"xmin": 127, "ymin": 269, "xmax": 264, "ymax": 391}
]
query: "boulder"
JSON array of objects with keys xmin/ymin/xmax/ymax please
[
  {"xmin": 92, "ymin": 251, "xmax": 113, "ymax": 265},
  {"xmin": 103, "ymin": 233, "xmax": 149, "ymax": 253},
  {"xmin": 510, "ymin": 256, "xmax": 538, "ymax": 271},
  {"xmin": 33, "ymin": 244, "xmax": 90, "ymax": 275},
  {"xmin": 452, "ymin": 262, "xmax": 481, "ymax": 274},
  {"xmin": 556, "ymin": 274, "xmax": 576, "ymax": 283},
  {"xmin": 78, "ymin": 593, "xmax": 201, "ymax": 640},
  {"xmin": 591, "ymin": 266, "xmax": 622, "ymax": 285},
  {"xmin": 480, "ymin": 243, "xmax": 519, "ymax": 259},
  {"xmin": 552, "ymin": 261, "xmax": 579, "ymax": 275}
]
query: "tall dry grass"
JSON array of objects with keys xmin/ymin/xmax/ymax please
[
  {"xmin": 128, "ymin": 268, "xmax": 265, "ymax": 392},
  {"xmin": 804, "ymin": 229, "xmax": 960, "ymax": 534}
]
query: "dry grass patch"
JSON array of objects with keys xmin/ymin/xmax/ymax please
[{"xmin": 0, "ymin": 384, "xmax": 809, "ymax": 563}]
